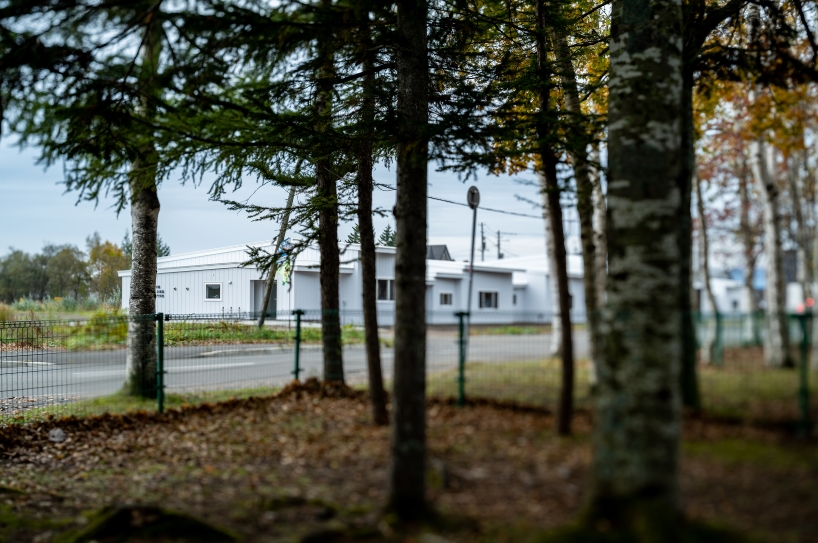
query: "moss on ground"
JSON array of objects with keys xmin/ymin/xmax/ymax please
[
  {"xmin": 57, "ymin": 505, "xmax": 237, "ymax": 542},
  {"xmin": 684, "ymin": 438, "xmax": 818, "ymax": 471}
]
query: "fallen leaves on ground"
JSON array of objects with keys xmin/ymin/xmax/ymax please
[{"xmin": 0, "ymin": 380, "xmax": 816, "ymax": 542}]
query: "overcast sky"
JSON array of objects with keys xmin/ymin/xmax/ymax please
[{"xmin": 0, "ymin": 137, "xmax": 561, "ymax": 263}]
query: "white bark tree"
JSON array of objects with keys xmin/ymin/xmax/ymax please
[
  {"xmin": 738, "ymin": 157, "xmax": 762, "ymax": 344},
  {"xmin": 695, "ymin": 172, "xmax": 720, "ymax": 364},
  {"xmin": 590, "ymin": 145, "xmax": 607, "ymax": 314},
  {"xmin": 751, "ymin": 140, "xmax": 792, "ymax": 367},
  {"xmin": 787, "ymin": 153, "xmax": 815, "ymax": 303},
  {"xmin": 539, "ymin": 172, "xmax": 563, "ymax": 358}
]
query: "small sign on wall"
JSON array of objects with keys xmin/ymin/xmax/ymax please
[{"xmin": 156, "ymin": 285, "xmax": 165, "ymax": 299}]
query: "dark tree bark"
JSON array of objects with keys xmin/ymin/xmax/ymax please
[
  {"xmin": 535, "ymin": 0, "xmax": 574, "ymax": 436},
  {"xmin": 315, "ymin": 4, "xmax": 344, "ymax": 383},
  {"xmin": 125, "ymin": 13, "xmax": 162, "ymax": 398},
  {"xmin": 679, "ymin": 73, "xmax": 700, "ymax": 409},
  {"xmin": 387, "ymin": 0, "xmax": 429, "ymax": 520},
  {"xmin": 550, "ymin": 27, "xmax": 601, "ymax": 389},
  {"xmin": 356, "ymin": 7, "xmax": 389, "ymax": 426},
  {"xmin": 589, "ymin": 0, "xmax": 685, "ymax": 527}
]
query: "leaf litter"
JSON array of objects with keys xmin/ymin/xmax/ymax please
[{"xmin": 0, "ymin": 378, "xmax": 816, "ymax": 542}]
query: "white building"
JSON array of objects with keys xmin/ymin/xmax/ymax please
[{"xmin": 118, "ymin": 242, "xmax": 580, "ymax": 324}]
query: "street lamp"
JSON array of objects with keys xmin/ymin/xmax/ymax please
[{"xmin": 466, "ymin": 186, "xmax": 480, "ymax": 318}]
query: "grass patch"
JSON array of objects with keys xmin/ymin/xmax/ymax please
[
  {"xmin": 684, "ymin": 438, "xmax": 818, "ymax": 471},
  {"xmin": 1, "ymin": 316, "xmax": 378, "ymax": 352},
  {"xmin": 0, "ymin": 504, "xmax": 73, "ymax": 542},
  {"xmin": 4, "ymin": 387, "xmax": 282, "ymax": 424},
  {"xmin": 471, "ymin": 325, "xmax": 548, "ymax": 336},
  {"xmin": 426, "ymin": 358, "xmax": 816, "ymax": 424},
  {"xmin": 426, "ymin": 359, "xmax": 594, "ymax": 408}
]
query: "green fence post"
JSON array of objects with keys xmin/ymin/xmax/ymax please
[
  {"xmin": 293, "ymin": 310, "xmax": 304, "ymax": 381},
  {"xmin": 798, "ymin": 313, "xmax": 812, "ymax": 437},
  {"xmin": 156, "ymin": 313, "xmax": 165, "ymax": 414},
  {"xmin": 714, "ymin": 312, "xmax": 724, "ymax": 367},
  {"xmin": 456, "ymin": 311, "xmax": 468, "ymax": 407}
]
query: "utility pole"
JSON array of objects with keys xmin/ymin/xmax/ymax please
[
  {"xmin": 480, "ymin": 223, "xmax": 486, "ymax": 261},
  {"xmin": 497, "ymin": 230, "xmax": 503, "ymax": 259}
]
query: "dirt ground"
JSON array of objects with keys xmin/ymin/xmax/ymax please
[{"xmin": 1, "ymin": 383, "xmax": 816, "ymax": 542}]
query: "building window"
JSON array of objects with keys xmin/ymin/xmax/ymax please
[
  {"xmin": 513, "ymin": 294, "xmax": 517, "ymax": 306},
  {"xmin": 440, "ymin": 292, "xmax": 453, "ymax": 306},
  {"xmin": 377, "ymin": 279, "xmax": 395, "ymax": 301},
  {"xmin": 205, "ymin": 283, "xmax": 222, "ymax": 301},
  {"xmin": 479, "ymin": 291, "xmax": 498, "ymax": 309}
]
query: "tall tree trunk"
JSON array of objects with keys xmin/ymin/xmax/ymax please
[
  {"xmin": 679, "ymin": 68, "xmax": 700, "ymax": 410},
  {"xmin": 257, "ymin": 187, "xmax": 296, "ymax": 327},
  {"xmin": 589, "ymin": 0, "xmax": 685, "ymax": 527},
  {"xmin": 752, "ymin": 140, "xmax": 792, "ymax": 367},
  {"xmin": 387, "ymin": 0, "xmax": 429, "ymax": 520},
  {"xmin": 535, "ymin": 0, "xmax": 574, "ymax": 436},
  {"xmin": 356, "ymin": 6, "xmax": 388, "ymax": 426},
  {"xmin": 738, "ymin": 159, "xmax": 761, "ymax": 344},
  {"xmin": 551, "ymin": 27, "xmax": 601, "ymax": 389},
  {"xmin": 788, "ymin": 155, "xmax": 813, "ymax": 302},
  {"xmin": 125, "ymin": 13, "xmax": 163, "ymax": 398},
  {"xmin": 695, "ymin": 172, "xmax": 720, "ymax": 364},
  {"xmin": 315, "ymin": 5, "xmax": 344, "ymax": 383},
  {"xmin": 591, "ymin": 145, "xmax": 607, "ymax": 313},
  {"xmin": 539, "ymin": 173, "xmax": 562, "ymax": 357}
]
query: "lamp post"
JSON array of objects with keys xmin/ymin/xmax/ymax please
[{"xmin": 466, "ymin": 186, "xmax": 480, "ymax": 346}]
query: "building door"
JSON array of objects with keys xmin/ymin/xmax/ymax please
[{"xmin": 253, "ymin": 280, "xmax": 277, "ymax": 317}]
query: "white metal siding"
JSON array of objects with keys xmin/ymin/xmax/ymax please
[
  {"xmin": 293, "ymin": 271, "xmax": 321, "ymax": 310},
  {"xmin": 376, "ymin": 253, "xmax": 395, "ymax": 278}
]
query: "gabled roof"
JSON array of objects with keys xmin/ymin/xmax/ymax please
[{"xmin": 426, "ymin": 245, "xmax": 453, "ymax": 261}]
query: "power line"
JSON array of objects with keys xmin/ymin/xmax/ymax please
[{"xmin": 378, "ymin": 184, "xmax": 544, "ymax": 219}]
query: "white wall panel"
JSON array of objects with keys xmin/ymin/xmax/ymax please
[{"xmin": 376, "ymin": 253, "xmax": 395, "ymax": 278}]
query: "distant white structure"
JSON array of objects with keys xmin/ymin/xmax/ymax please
[
  {"xmin": 118, "ymin": 242, "xmax": 584, "ymax": 324},
  {"xmin": 693, "ymin": 276, "xmax": 815, "ymax": 314}
]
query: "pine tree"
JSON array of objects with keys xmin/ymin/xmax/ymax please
[
  {"xmin": 378, "ymin": 224, "xmax": 396, "ymax": 247},
  {"xmin": 387, "ymin": 0, "xmax": 429, "ymax": 521},
  {"xmin": 346, "ymin": 224, "xmax": 361, "ymax": 244}
]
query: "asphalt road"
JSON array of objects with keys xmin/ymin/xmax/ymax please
[{"xmin": 1, "ymin": 331, "xmax": 588, "ymax": 413}]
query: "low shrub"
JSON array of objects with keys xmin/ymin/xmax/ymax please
[{"xmin": 0, "ymin": 304, "xmax": 15, "ymax": 323}]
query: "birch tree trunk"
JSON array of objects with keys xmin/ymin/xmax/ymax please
[
  {"xmin": 257, "ymin": 187, "xmax": 295, "ymax": 327},
  {"xmin": 695, "ymin": 172, "xmax": 719, "ymax": 364},
  {"xmin": 387, "ymin": 0, "xmax": 429, "ymax": 520},
  {"xmin": 591, "ymin": 145, "xmax": 607, "ymax": 313},
  {"xmin": 551, "ymin": 27, "xmax": 601, "ymax": 388},
  {"xmin": 539, "ymin": 172, "xmax": 562, "ymax": 357},
  {"xmin": 535, "ymin": 0, "xmax": 574, "ymax": 436},
  {"xmin": 738, "ymin": 161, "xmax": 761, "ymax": 344},
  {"xmin": 589, "ymin": 0, "xmax": 685, "ymax": 526},
  {"xmin": 315, "ymin": 5, "xmax": 344, "ymax": 383},
  {"xmin": 356, "ymin": 6, "xmax": 388, "ymax": 426},
  {"xmin": 125, "ymin": 14, "xmax": 163, "ymax": 398},
  {"xmin": 788, "ymin": 155, "xmax": 813, "ymax": 303},
  {"xmin": 752, "ymin": 140, "xmax": 792, "ymax": 367}
]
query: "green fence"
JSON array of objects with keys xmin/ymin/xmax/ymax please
[{"xmin": 1, "ymin": 310, "xmax": 814, "ymax": 432}]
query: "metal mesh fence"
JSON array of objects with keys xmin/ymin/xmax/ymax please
[
  {"xmin": 0, "ymin": 314, "xmax": 153, "ymax": 421},
  {"xmin": 694, "ymin": 312, "xmax": 816, "ymax": 428},
  {"xmin": 1, "ymin": 310, "xmax": 814, "ymax": 430}
]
